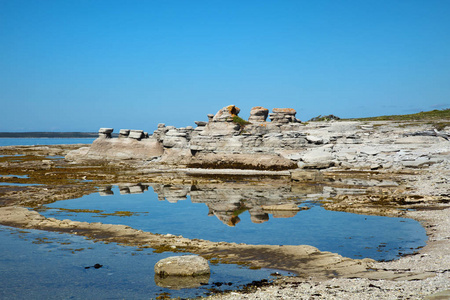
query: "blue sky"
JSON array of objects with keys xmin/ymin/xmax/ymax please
[{"xmin": 1, "ymin": 0, "xmax": 449, "ymax": 132}]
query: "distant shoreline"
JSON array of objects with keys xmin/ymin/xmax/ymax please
[{"xmin": 0, "ymin": 132, "xmax": 108, "ymax": 138}]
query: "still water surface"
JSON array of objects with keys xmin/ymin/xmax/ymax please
[
  {"xmin": 0, "ymin": 226, "xmax": 285, "ymax": 299},
  {"xmin": 41, "ymin": 185, "xmax": 427, "ymax": 261}
]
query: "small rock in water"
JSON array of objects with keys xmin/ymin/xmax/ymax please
[{"xmin": 85, "ymin": 263, "xmax": 103, "ymax": 269}]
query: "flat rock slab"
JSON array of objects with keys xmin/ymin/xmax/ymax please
[{"xmin": 154, "ymin": 255, "xmax": 210, "ymax": 277}]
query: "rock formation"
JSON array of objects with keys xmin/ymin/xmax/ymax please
[
  {"xmin": 269, "ymin": 108, "xmax": 300, "ymax": 123},
  {"xmin": 98, "ymin": 128, "xmax": 113, "ymax": 138},
  {"xmin": 248, "ymin": 106, "xmax": 269, "ymax": 123},
  {"xmin": 212, "ymin": 104, "xmax": 240, "ymax": 122},
  {"xmin": 66, "ymin": 105, "xmax": 450, "ymax": 173}
]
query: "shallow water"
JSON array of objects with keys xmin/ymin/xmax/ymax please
[
  {"xmin": 0, "ymin": 182, "xmax": 42, "ymax": 186},
  {"xmin": 0, "ymin": 175, "xmax": 29, "ymax": 178},
  {"xmin": 0, "ymin": 226, "xmax": 288, "ymax": 299},
  {"xmin": 41, "ymin": 184, "xmax": 427, "ymax": 261}
]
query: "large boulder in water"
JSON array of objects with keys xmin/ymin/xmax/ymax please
[{"xmin": 154, "ymin": 255, "xmax": 210, "ymax": 277}]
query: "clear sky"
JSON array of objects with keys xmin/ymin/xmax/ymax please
[{"xmin": 1, "ymin": 0, "xmax": 449, "ymax": 132}]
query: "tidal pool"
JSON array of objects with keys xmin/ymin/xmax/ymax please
[
  {"xmin": 40, "ymin": 184, "xmax": 427, "ymax": 261},
  {"xmin": 0, "ymin": 226, "xmax": 288, "ymax": 299}
]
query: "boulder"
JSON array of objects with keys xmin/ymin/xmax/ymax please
[
  {"xmin": 200, "ymin": 122, "xmax": 241, "ymax": 137},
  {"xmin": 154, "ymin": 255, "xmax": 210, "ymax": 277},
  {"xmin": 118, "ymin": 129, "xmax": 130, "ymax": 138},
  {"xmin": 195, "ymin": 121, "xmax": 207, "ymax": 127},
  {"xmin": 98, "ymin": 128, "xmax": 114, "ymax": 138},
  {"xmin": 67, "ymin": 137, "xmax": 164, "ymax": 161},
  {"xmin": 212, "ymin": 105, "xmax": 241, "ymax": 122},
  {"xmin": 269, "ymin": 108, "xmax": 299, "ymax": 123},
  {"xmin": 248, "ymin": 106, "xmax": 269, "ymax": 123},
  {"xmin": 306, "ymin": 135, "xmax": 324, "ymax": 144},
  {"xmin": 300, "ymin": 147, "xmax": 335, "ymax": 169},
  {"xmin": 129, "ymin": 130, "xmax": 144, "ymax": 140}
]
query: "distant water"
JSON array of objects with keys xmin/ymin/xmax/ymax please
[{"xmin": 0, "ymin": 138, "xmax": 95, "ymax": 147}]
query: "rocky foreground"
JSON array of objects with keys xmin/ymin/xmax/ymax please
[{"xmin": 0, "ymin": 106, "xmax": 449, "ymax": 299}]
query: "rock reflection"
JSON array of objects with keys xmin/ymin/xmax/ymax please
[
  {"xmin": 97, "ymin": 183, "xmax": 330, "ymax": 226},
  {"xmin": 154, "ymin": 274, "xmax": 210, "ymax": 290},
  {"xmin": 98, "ymin": 186, "xmax": 114, "ymax": 196}
]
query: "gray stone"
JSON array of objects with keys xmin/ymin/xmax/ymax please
[
  {"xmin": 248, "ymin": 106, "xmax": 269, "ymax": 123},
  {"xmin": 306, "ymin": 135, "xmax": 324, "ymax": 144},
  {"xmin": 99, "ymin": 128, "xmax": 114, "ymax": 134},
  {"xmin": 401, "ymin": 157, "xmax": 431, "ymax": 168},
  {"xmin": 360, "ymin": 147, "xmax": 380, "ymax": 156},
  {"xmin": 166, "ymin": 129, "xmax": 187, "ymax": 137},
  {"xmin": 195, "ymin": 121, "xmax": 207, "ymax": 127},
  {"xmin": 98, "ymin": 128, "xmax": 114, "ymax": 138},
  {"xmin": 212, "ymin": 105, "xmax": 240, "ymax": 122},
  {"xmin": 118, "ymin": 129, "xmax": 130, "ymax": 138},
  {"xmin": 154, "ymin": 255, "xmax": 210, "ymax": 277},
  {"xmin": 128, "ymin": 130, "xmax": 144, "ymax": 140},
  {"xmin": 269, "ymin": 108, "xmax": 298, "ymax": 123},
  {"xmin": 163, "ymin": 135, "xmax": 188, "ymax": 148},
  {"xmin": 425, "ymin": 289, "xmax": 450, "ymax": 300},
  {"xmin": 300, "ymin": 148, "xmax": 335, "ymax": 169}
]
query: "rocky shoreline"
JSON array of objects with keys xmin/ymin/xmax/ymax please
[
  {"xmin": 1, "ymin": 108, "xmax": 449, "ymax": 299},
  {"xmin": 207, "ymin": 207, "xmax": 450, "ymax": 300}
]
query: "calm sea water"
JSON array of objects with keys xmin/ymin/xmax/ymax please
[{"xmin": 0, "ymin": 138, "xmax": 95, "ymax": 147}]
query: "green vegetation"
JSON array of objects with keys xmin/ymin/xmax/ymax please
[
  {"xmin": 232, "ymin": 115, "xmax": 251, "ymax": 126},
  {"xmin": 347, "ymin": 108, "xmax": 450, "ymax": 121}
]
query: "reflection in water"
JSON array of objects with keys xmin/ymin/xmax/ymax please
[
  {"xmin": 155, "ymin": 274, "xmax": 211, "ymax": 289},
  {"xmin": 43, "ymin": 182, "xmax": 427, "ymax": 261},
  {"xmin": 99, "ymin": 183, "xmax": 319, "ymax": 226}
]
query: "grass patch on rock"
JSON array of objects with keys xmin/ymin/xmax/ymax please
[
  {"xmin": 232, "ymin": 115, "xmax": 251, "ymax": 126},
  {"xmin": 347, "ymin": 108, "xmax": 450, "ymax": 122}
]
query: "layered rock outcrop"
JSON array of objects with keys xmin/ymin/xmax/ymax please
[
  {"xmin": 248, "ymin": 106, "xmax": 269, "ymax": 123},
  {"xmin": 66, "ymin": 105, "xmax": 450, "ymax": 172}
]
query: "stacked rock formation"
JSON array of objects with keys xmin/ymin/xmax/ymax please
[
  {"xmin": 269, "ymin": 108, "xmax": 300, "ymax": 124},
  {"xmin": 118, "ymin": 129, "xmax": 130, "ymax": 138},
  {"xmin": 98, "ymin": 128, "xmax": 113, "ymax": 138},
  {"xmin": 248, "ymin": 106, "xmax": 269, "ymax": 123}
]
